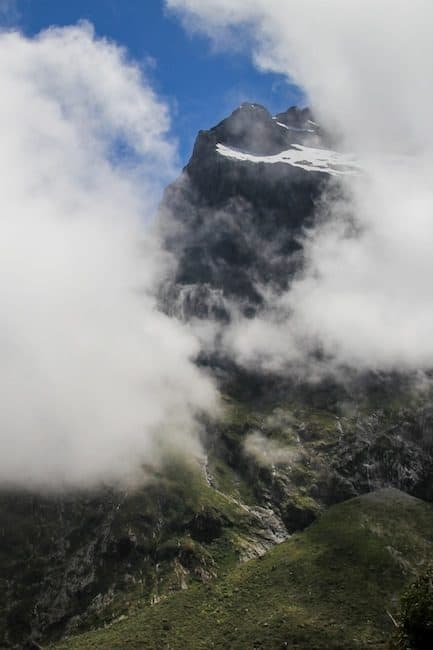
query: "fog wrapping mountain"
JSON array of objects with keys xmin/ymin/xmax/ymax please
[
  {"xmin": 158, "ymin": 102, "xmax": 433, "ymax": 502},
  {"xmin": 1, "ymin": 105, "xmax": 433, "ymax": 649},
  {"xmin": 159, "ymin": 103, "xmax": 333, "ymax": 319}
]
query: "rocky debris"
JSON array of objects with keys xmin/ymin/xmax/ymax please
[
  {"xmin": 235, "ymin": 506, "xmax": 290, "ymax": 563},
  {"xmin": 247, "ymin": 506, "xmax": 290, "ymax": 546}
]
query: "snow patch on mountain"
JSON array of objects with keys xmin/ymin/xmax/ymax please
[
  {"xmin": 276, "ymin": 121, "xmax": 315, "ymax": 133},
  {"xmin": 272, "ymin": 116, "xmax": 315, "ymax": 134},
  {"xmin": 216, "ymin": 142, "xmax": 358, "ymax": 176}
]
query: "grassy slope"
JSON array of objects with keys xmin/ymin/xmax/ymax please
[{"xmin": 53, "ymin": 488, "xmax": 433, "ymax": 650}]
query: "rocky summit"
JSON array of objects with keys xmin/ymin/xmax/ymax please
[
  {"xmin": 158, "ymin": 103, "xmax": 331, "ymax": 318},
  {"xmin": 1, "ymin": 105, "xmax": 433, "ymax": 649}
]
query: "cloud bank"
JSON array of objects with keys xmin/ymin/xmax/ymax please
[
  {"xmin": 0, "ymin": 23, "xmax": 217, "ymax": 490},
  {"xmin": 168, "ymin": 0, "xmax": 433, "ymax": 376}
]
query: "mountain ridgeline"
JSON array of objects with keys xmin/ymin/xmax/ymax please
[{"xmin": 1, "ymin": 104, "xmax": 433, "ymax": 649}]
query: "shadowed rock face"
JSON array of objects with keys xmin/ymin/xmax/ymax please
[{"xmin": 158, "ymin": 103, "xmax": 330, "ymax": 314}]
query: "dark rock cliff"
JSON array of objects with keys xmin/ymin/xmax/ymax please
[{"xmin": 158, "ymin": 103, "xmax": 330, "ymax": 316}]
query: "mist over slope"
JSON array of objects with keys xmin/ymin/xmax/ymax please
[
  {"xmin": 1, "ymin": 3, "xmax": 433, "ymax": 648},
  {"xmin": 168, "ymin": 0, "xmax": 433, "ymax": 376},
  {"xmin": 2, "ymin": 97, "xmax": 433, "ymax": 648}
]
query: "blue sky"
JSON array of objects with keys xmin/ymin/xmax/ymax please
[{"xmin": 10, "ymin": 0, "xmax": 304, "ymax": 164}]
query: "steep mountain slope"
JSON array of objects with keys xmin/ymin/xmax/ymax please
[
  {"xmin": 158, "ymin": 103, "xmax": 333, "ymax": 317},
  {"xmin": 3, "ymin": 391, "xmax": 433, "ymax": 648},
  {"xmin": 1, "ymin": 104, "xmax": 433, "ymax": 649},
  {"xmin": 0, "ymin": 459, "xmax": 283, "ymax": 648},
  {"xmin": 53, "ymin": 489, "xmax": 433, "ymax": 649},
  {"xmin": 158, "ymin": 101, "xmax": 433, "ymax": 518}
]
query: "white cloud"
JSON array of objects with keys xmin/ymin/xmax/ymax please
[
  {"xmin": 244, "ymin": 431, "xmax": 299, "ymax": 467},
  {"xmin": 168, "ymin": 1, "xmax": 433, "ymax": 376},
  {"xmin": 0, "ymin": 23, "xmax": 217, "ymax": 490}
]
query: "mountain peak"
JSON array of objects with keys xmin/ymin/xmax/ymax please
[
  {"xmin": 206, "ymin": 103, "xmax": 318, "ymax": 157},
  {"xmin": 238, "ymin": 101, "xmax": 270, "ymax": 114},
  {"xmin": 159, "ymin": 103, "xmax": 328, "ymax": 316}
]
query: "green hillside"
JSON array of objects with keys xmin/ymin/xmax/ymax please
[{"xmin": 53, "ymin": 489, "xmax": 433, "ymax": 649}]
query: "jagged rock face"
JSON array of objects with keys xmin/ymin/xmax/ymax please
[{"xmin": 158, "ymin": 103, "xmax": 330, "ymax": 315}]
